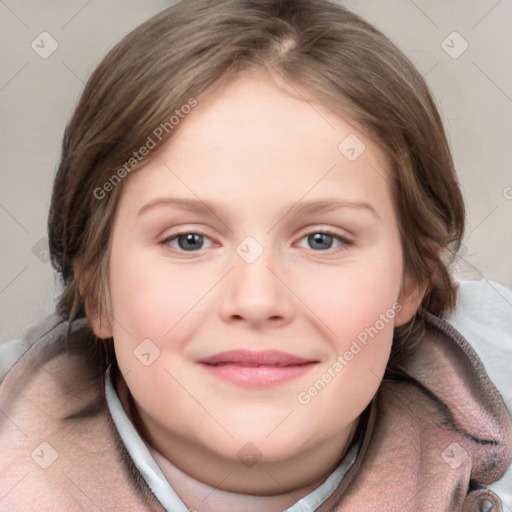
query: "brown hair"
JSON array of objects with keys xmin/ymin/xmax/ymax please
[{"xmin": 48, "ymin": 0, "xmax": 465, "ymax": 369}]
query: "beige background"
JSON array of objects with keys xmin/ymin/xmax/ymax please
[{"xmin": 1, "ymin": 0, "xmax": 511, "ymax": 344}]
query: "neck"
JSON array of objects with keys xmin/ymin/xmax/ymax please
[{"xmin": 150, "ymin": 446, "xmax": 330, "ymax": 512}]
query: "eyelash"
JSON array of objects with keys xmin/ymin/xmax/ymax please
[{"xmin": 159, "ymin": 228, "xmax": 353, "ymax": 255}]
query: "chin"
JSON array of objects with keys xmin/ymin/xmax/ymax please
[{"xmin": 212, "ymin": 428, "xmax": 310, "ymax": 463}]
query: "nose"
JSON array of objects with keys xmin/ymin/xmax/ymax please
[{"xmin": 218, "ymin": 246, "xmax": 295, "ymax": 329}]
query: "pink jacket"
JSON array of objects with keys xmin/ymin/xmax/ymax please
[{"xmin": 0, "ymin": 311, "xmax": 511, "ymax": 511}]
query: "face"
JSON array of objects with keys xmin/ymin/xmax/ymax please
[{"xmin": 89, "ymin": 71, "xmax": 423, "ymax": 490}]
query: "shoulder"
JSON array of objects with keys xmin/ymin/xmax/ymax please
[
  {"xmin": 444, "ymin": 277, "xmax": 512, "ymax": 509},
  {"xmin": 0, "ymin": 316, "xmax": 160, "ymax": 511},
  {"xmin": 0, "ymin": 315, "xmax": 107, "ymax": 450},
  {"xmin": 0, "ymin": 313, "xmax": 64, "ymax": 382},
  {"xmin": 444, "ymin": 277, "xmax": 512, "ymax": 414},
  {"xmin": 0, "ymin": 316, "xmax": 97, "ymax": 508}
]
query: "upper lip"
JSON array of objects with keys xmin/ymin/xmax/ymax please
[{"xmin": 198, "ymin": 349, "xmax": 317, "ymax": 367}]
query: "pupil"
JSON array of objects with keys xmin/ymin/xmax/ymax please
[
  {"xmin": 179, "ymin": 233, "xmax": 203, "ymax": 251},
  {"xmin": 310, "ymin": 233, "xmax": 332, "ymax": 250}
]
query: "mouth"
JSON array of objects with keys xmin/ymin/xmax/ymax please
[{"xmin": 197, "ymin": 350, "xmax": 318, "ymax": 387}]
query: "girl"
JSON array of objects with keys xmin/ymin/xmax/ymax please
[{"xmin": 1, "ymin": 1, "xmax": 511, "ymax": 510}]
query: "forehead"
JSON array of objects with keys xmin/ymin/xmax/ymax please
[
  {"xmin": 117, "ymin": 73, "xmax": 395, "ymax": 221},
  {"xmin": 170, "ymin": 71, "xmax": 371, "ymax": 159}
]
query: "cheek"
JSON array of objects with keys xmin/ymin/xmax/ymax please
[
  {"xmin": 107, "ymin": 251, "xmax": 173, "ymax": 343},
  {"xmin": 295, "ymin": 254, "xmax": 402, "ymax": 336},
  {"xmin": 293, "ymin": 253, "xmax": 400, "ymax": 424},
  {"xmin": 108, "ymin": 252, "xmax": 219, "ymax": 351},
  {"xmin": 298, "ymin": 312, "xmax": 394, "ymax": 438}
]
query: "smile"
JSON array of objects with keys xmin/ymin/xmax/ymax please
[{"xmin": 197, "ymin": 349, "xmax": 318, "ymax": 387}]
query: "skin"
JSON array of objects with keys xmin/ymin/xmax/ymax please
[{"xmin": 83, "ymin": 70, "xmax": 426, "ymax": 511}]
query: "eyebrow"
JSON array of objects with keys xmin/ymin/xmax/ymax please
[{"xmin": 137, "ymin": 196, "xmax": 381, "ymax": 221}]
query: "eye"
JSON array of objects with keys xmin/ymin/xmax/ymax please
[
  {"xmin": 160, "ymin": 229, "xmax": 352, "ymax": 254},
  {"xmin": 161, "ymin": 231, "xmax": 214, "ymax": 252},
  {"xmin": 296, "ymin": 230, "xmax": 352, "ymax": 252}
]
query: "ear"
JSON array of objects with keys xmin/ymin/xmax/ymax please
[
  {"xmin": 394, "ymin": 242, "xmax": 440, "ymax": 326},
  {"xmin": 393, "ymin": 275, "xmax": 429, "ymax": 327},
  {"xmin": 73, "ymin": 258, "xmax": 113, "ymax": 339}
]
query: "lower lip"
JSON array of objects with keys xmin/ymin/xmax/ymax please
[{"xmin": 199, "ymin": 363, "xmax": 316, "ymax": 387}]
